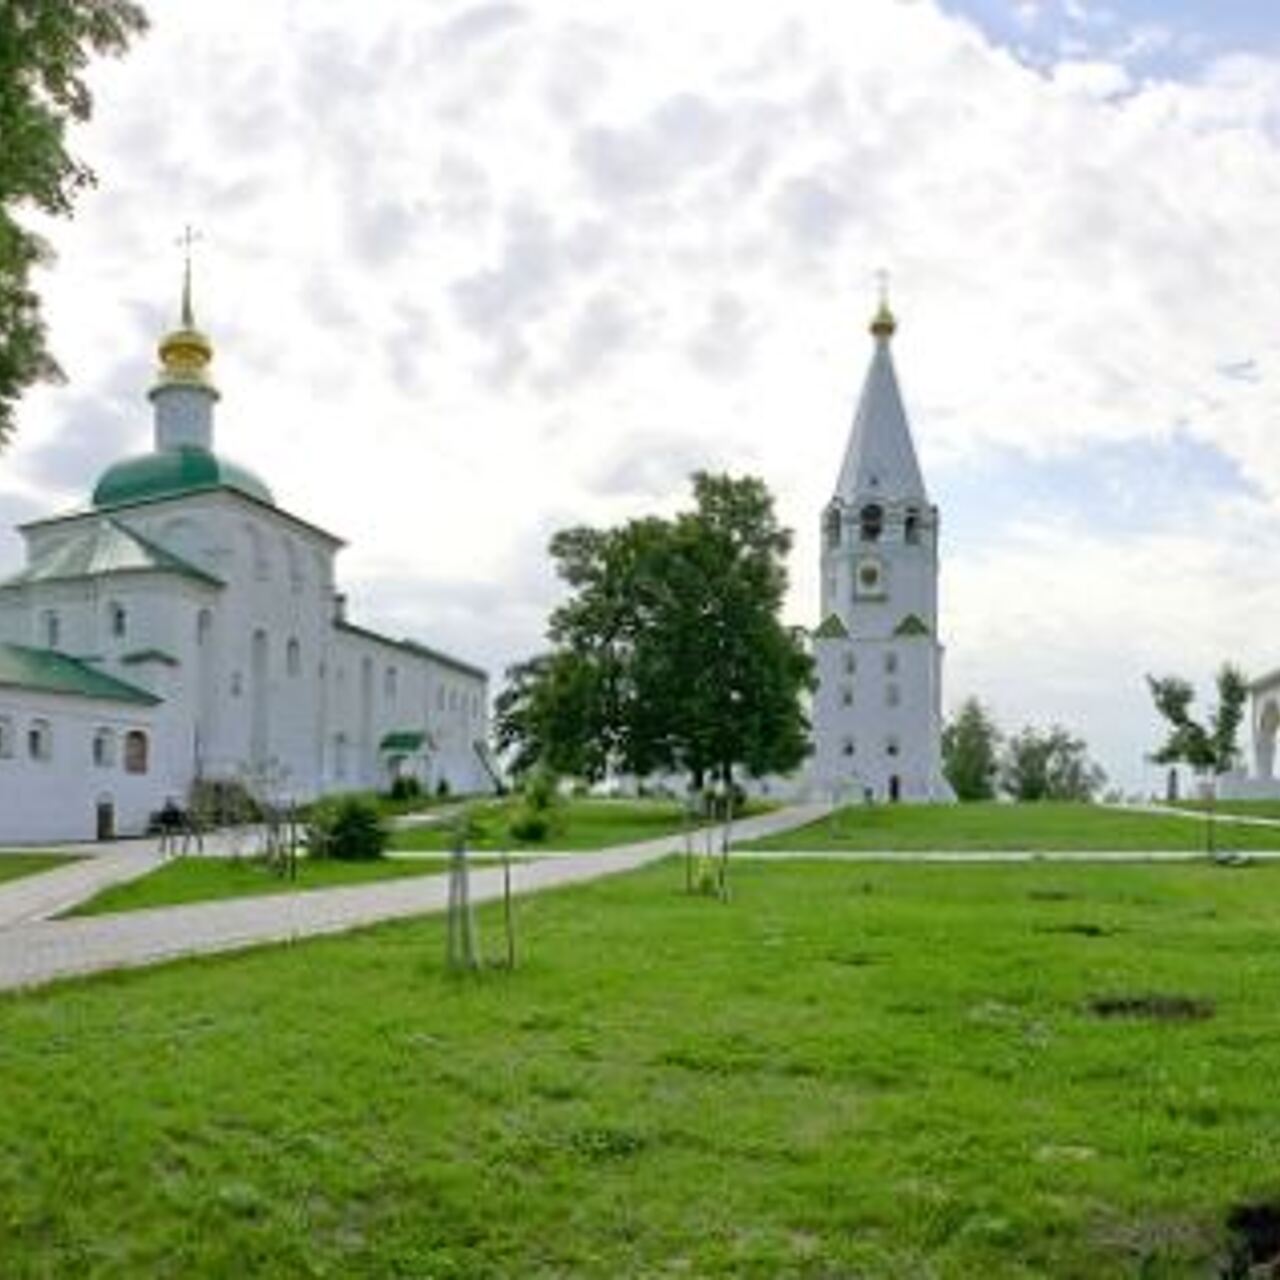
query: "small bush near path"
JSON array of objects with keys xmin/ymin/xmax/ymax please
[{"xmin": 305, "ymin": 795, "xmax": 387, "ymax": 861}]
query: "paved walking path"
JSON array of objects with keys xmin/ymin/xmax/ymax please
[
  {"xmin": 0, "ymin": 803, "xmax": 829, "ymax": 994},
  {"xmin": 0, "ymin": 846, "xmax": 167, "ymax": 928},
  {"xmin": 1110, "ymin": 801, "xmax": 1280, "ymax": 829}
]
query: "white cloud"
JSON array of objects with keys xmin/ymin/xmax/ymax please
[{"xmin": 4, "ymin": 0, "xmax": 1280, "ymax": 787}]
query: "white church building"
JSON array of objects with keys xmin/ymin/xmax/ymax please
[
  {"xmin": 0, "ymin": 275, "xmax": 495, "ymax": 842},
  {"xmin": 809, "ymin": 297, "xmax": 953, "ymax": 803}
]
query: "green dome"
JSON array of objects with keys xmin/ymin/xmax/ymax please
[{"xmin": 92, "ymin": 447, "xmax": 274, "ymax": 509}]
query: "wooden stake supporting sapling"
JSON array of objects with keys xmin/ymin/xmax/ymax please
[{"xmin": 446, "ymin": 808, "xmax": 481, "ymax": 972}]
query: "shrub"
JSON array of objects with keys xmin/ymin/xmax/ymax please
[
  {"xmin": 306, "ymin": 795, "xmax": 387, "ymax": 861},
  {"xmin": 387, "ymin": 775, "xmax": 421, "ymax": 803},
  {"xmin": 507, "ymin": 766, "xmax": 564, "ymax": 844},
  {"xmin": 509, "ymin": 811, "xmax": 551, "ymax": 842}
]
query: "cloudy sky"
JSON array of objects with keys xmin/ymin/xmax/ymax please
[{"xmin": 5, "ymin": 0, "xmax": 1280, "ymax": 791}]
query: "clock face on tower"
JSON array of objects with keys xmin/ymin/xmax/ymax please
[{"xmin": 855, "ymin": 556, "xmax": 886, "ymax": 599}]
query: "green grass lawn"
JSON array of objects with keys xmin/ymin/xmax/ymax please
[
  {"xmin": 739, "ymin": 800, "xmax": 1280, "ymax": 852},
  {"xmin": 68, "ymin": 854, "xmax": 507, "ymax": 917},
  {"xmin": 1174, "ymin": 798, "xmax": 1280, "ymax": 821},
  {"xmin": 3, "ymin": 858, "xmax": 1280, "ymax": 1273},
  {"xmin": 391, "ymin": 795, "xmax": 759, "ymax": 853},
  {"xmin": 0, "ymin": 853, "xmax": 76, "ymax": 884}
]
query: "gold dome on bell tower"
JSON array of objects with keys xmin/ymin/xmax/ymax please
[{"xmin": 154, "ymin": 227, "xmax": 216, "ymax": 392}]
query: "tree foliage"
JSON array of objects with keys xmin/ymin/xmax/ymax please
[
  {"xmin": 1147, "ymin": 665, "xmax": 1248, "ymax": 776},
  {"xmin": 941, "ymin": 697, "xmax": 1001, "ymax": 801},
  {"xmin": 1000, "ymin": 724, "xmax": 1106, "ymax": 802},
  {"xmin": 495, "ymin": 472, "xmax": 814, "ymax": 789},
  {"xmin": 0, "ymin": 0, "xmax": 148, "ymax": 447}
]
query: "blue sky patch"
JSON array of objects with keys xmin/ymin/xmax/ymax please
[
  {"xmin": 941, "ymin": 0, "xmax": 1280, "ymax": 81},
  {"xmin": 936, "ymin": 430, "xmax": 1258, "ymax": 551}
]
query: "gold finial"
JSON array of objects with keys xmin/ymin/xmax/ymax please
[
  {"xmin": 156, "ymin": 226, "xmax": 214, "ymax": 387},
  {"xmin": 870, "ymin": 268, "xmax": 896, "ymax": 339},
  {"xmin": 179, "ymin": 225, "xmax": 200, "ymax": 328}
]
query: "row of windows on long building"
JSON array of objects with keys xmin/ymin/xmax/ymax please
[
  {"xmin": 0, "ymin": 717, "xmax": 149, "ymax": 773},
  {"xmin": 30, "ymin": 607, "xmax": 482, "ymax": 720}
]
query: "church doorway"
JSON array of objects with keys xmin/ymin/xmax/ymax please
[
  {"xmin": 96, "ymin": 796, "xmax": 115, "ymax": 842},
  {"xmin": 888, "ymin": 775, "xmax": 901, "ymax": 803}
]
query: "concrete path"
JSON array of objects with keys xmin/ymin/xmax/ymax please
[
  {"xmin": 0, "ymin": 845, "xmax": 167, "ymax": 928},
  {"xmin": 0, "ymin": 803, "xmax": 829, "ymax": 994},
  {"xmin": 1110, "ymin": 801, "xmax": 1280, "ymax": 830}
]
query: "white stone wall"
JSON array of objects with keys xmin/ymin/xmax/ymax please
[{"xmin": 0, "ymin": 690, "xmax": 171, "ymax": 843}]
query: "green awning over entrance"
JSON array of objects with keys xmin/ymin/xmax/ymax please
[{"xmin": 380, "ymin": 730, "xmax": 426, "ymax": 753}]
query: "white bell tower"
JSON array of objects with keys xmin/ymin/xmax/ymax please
[{"xmin": 811, "ymin": 288, "xmax": 952, "ymax": 802}]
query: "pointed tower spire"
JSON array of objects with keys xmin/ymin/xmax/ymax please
[
  {"xmin": 833, "ymin": 284, "xmax": 926, "ymax": 504},
  {"xmin": 149, "ymin": 227, "xmax": 219, "ymax": 451}
]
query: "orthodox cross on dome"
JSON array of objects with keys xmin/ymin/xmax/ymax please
[
  {"xmin": 870, "ymin": 266, "xmax": 896, "ymax": 340},
  {"xmin": 176, "ymin": 224, "xmax": 202, "ymax": 328}
]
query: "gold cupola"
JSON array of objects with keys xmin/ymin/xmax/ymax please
[
  {"xmin": 869, "ymin": 269, "xmax": 897, "ymax": 340},
  {"xmin": 153, "ymin": 246, "xmax": 217, "ymax": 392}
]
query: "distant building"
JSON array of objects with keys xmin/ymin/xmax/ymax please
[
  {"xmin": 0, "ymin": 270, "xmax": 496, "ymax": 842},
  {"xmin": 809, "ymin": 295, "xmax": 953, "ymax": 802}
]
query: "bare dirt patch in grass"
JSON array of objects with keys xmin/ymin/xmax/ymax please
[
  {"xmin": 1087, "ymin": 994, "xmax": 1216, "ymax": 1021},
  {"xmin": 1221, "ymin": 1201, "xmax": 1280, "ymax": 1277}
]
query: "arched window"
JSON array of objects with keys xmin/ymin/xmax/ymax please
[
  {"xmin": 886, "ymin": 683, "xmax": 901, "ymax": 707},
  {"xmin": 840, "ymin": 686, "xmax": 854, "ymax": 707},
  {"xmin": 334, "ymin": 732, "xmax": 348, "ymax": 780},
  {"xmin": 886, "ymin": 737, "xmax": 900, "ymax": 758},
  {"xmin": 385, "ymin": 666, "xmax": 398, "ymax": 701},
  {"xmin": 286, "ymin": 638, "xmax": 302, "ymax": 677},
  {"xmin": 841, "ymin": 737, "xmax": 855, "ymax": 758},
  {"xmin": 28, "ymin": 719, "xmax": 52, "ymax": 761},
  {"xmin": 904, "ymin": 508, "xmax": 921, "ymax": 545},
  {"xmin": 124, "ymin": 730, "xmax": 149, "ymax": 775},
  {"xmin": 42, "ymin": 611, "xmax": 60, "ymax": 650},
  {"xmin": 859, "ymin": 504, "xmax": 883, "ymax": 542},
  {"xmin": 197, "ymin": 609, "xmax": 213, "ymax": 646},
  {"xmin": 884, "ymin": 651, "xmax": 898, "ymax": 675},
  {"xmin": 284, "ymin": 539, "xmax": 302, "ymax": 594},
  {"xmin": 93, "ymin": 728, "xmax": 116, "ymax": 768},
  {"xmin": 245, "ymin": 524, "xmax": 269, "ymax": 580},
  {"xmin": 108, "ymin": 602, "xmax": 127, "ymax": 638},
  {"xmin": 824, "ymin": 507, "xmax": 841, "ymax": 549},
  {"xmin": 844, "ymin": 653, "xmax": 856, "ymax": 676},
  {"xmin": 0, "ymin": 716, "xmax": 13, "ymax": 759}
]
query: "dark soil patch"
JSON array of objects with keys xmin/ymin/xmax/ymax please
[
  {"xmin": 1028, "ymin": 889, "xmax": 1074, "ymax": 902},
  {"xmin": 1037, "ymin": 922, "xmax": 1116, "ymax": 938},
  {"xmin": 1221, "ymin": 1201, "xmax": 1280, "ymax": 1277},
  {"xmin": 1087, "ymin": 994, "xmax": 1216, "ymax": 1022}
]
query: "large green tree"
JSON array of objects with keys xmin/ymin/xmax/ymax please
[
  {"xmin": 941, "ymin": 697, "xmax": 1000, "ymax": 801},
  {"xmin": 1000, "ymin": 724, "xmax": 1106, "ymax": 802},
  {"xmin": 0, "ymin": 0, "xmax": 148, "ymax": 448},
  {"xmin": 495, "ymin": 472, "xmax": 814, "ymax": 790}
]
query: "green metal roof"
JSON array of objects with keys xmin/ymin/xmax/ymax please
[
  {"xmin": 120, "ymin": 649, "xmax": 180, "ymax": 667},
  {"xmin": 0, "ymin": 644, "xmax": 161, "ymax": 705},
  {"xmin": 2, "ymin": 518, "xmax": 222, "ymax": 589},
  {"xmin": 812, "ymin": 613, "xmax": 850, "ymax": 639},
  {"xmin": 893, "ymin": 613, "xmax": 931, "ymax": 636},
  {"xmin": 380, "ymin": 730, "xmax": 428, "ymax": 753},
  {"xmin": 92, "ymin": 446, "xmax": 274, "ymax": 509}
]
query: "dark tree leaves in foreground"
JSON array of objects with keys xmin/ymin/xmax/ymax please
[
  {"xmin": 1000, "ymin": 724, "xmax": 1107, "ymax": 803},
  {"xmin": 942, "ymin": 697, "xmax": 1001, "ymax": 801},
  {"xmin": 1148, "ymin": 665, "xmax": 1248, "ymax": 853},
  {"xmin": 496, "ymin": 472, "xmax": 814, "ymax": 793},
  {"xmin": 0, "ymin": 0, "xmax": 148, "ymax": 448}
]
